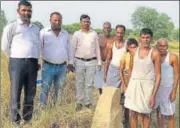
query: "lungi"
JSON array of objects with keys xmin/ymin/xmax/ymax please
[
  {"xmin": 104, "ymin": 64, "xmax": 121, "ymax": 88},
  {"xmin": 154, "ymin": 86, "xmax": 175, "ymax": 116}
]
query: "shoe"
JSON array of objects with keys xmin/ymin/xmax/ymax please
[
  {"xmin": 85, "ymin": 104, "xmax": 95, "ymax": 110},
  {"xmin": 75, "ymin": 103, "xmax": 83, "ymax": 111},
  {"xmin": 24, "ymin": 119, "xmax": 32, "ymax": 124},
  {"xmin": 12, "ymin": 122, "xmax": 20, "ymax": 128},
  {"xmin": 22, "ymin": 120, "xmax": 32, "ymax": 127}
]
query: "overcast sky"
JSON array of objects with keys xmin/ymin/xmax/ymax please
[{"xmin": 1, "ymin": 1, "xmax": 179, "ymax": 29}]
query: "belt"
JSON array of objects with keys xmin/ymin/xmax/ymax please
[
  {"xmin": 102, "ymin": 61, "xmax": 106, "ymax": 64},
  {"xmin": 10, "ymin": 58, "xmax": 37, "ymax": 61},
  {"xmin": 44, "ymin": 60, "xmax": 66, "ymax": 66},
  {"xmin": 76, "ymin": 57, "xmax": 97, "ymax": 61}
]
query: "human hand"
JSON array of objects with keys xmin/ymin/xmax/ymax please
[
  {"xmin": 149, "ymin": 95, "xmax": 155, "ymax": 108},
  {"xmin": 123, "ymin": 84, "xmax": 127, "ymax": 93},
  {"xmin": 67, "ymin": 64, "xmax": 75, "ymax": 72},
  {"xmin": 120, "ymin": 84, "xmax": 124, "ymax": 92},
  {"xmin": 97, "ymin": 65, "xmax": 101, "ymax": 71},
  {"xmin": 170, "ymin": 90, "xmax": 176, "ymax": 102},
  {"xmin": 38, "ymin": 64, "xmax": 41, "ymax": 70},
  {"xmin": 104, "ymin": 75, "xmax": 107, "ymax": 83}
]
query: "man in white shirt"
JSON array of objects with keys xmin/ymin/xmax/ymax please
[
  {"xmin": 39, "ymin": 12, "xmax": 73, "ymax": 107},
  {"xmin": 72, "ymin": 14, "xmax": 101, "ymax": 111},
  {"xmin": 1, "ymin": 1, "xmax": 40, "ymax": 125}
]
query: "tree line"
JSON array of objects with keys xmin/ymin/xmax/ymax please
[{"xmin": 0, "ymin": 6, "xmax": 179, "ymax": 41}]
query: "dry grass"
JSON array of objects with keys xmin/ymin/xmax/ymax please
[
  {"xmin": 1, "ymin": 41, "xmax": 179, "ymax": 128},
  {"xmin": 1, "ymin": 59, "xmax": 94, "ymax": 128},
  {"xmin": 1, "ymin": 54, "xmax": 96, "ymax": 128}
]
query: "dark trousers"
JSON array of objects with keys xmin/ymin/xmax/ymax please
[
  {"xmin": 120, "ymin": 74, "xmax": 130, "ymax": 128},
  {"xmin": 8, "ymin": 58, "xmax": 38, "ymax": 123},
  {"xmin": 120, "ymin": 93, "xmax": 129, "ymax": 128}
]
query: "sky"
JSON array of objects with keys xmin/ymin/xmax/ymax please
[{"xmin": 1, "ymin": 1, "xmax": 179, "ymax": 29}]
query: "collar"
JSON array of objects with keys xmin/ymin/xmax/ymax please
[
  {"xmin": 17, "ymin": 18, "xmax": 33, "ymax": 27},
  {"xmin": 46, "ymin": 27, "xmax": 65, "ymax": 37},
  {"xmin": 47, "ymin": 27, "xmax": 64, "ymax": 33},
  {"xmin": 80, "ymin": 29, "xmax": 92, "ymax": 33}
]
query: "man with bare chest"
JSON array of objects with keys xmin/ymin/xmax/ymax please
[
  {"xmin": 154, "ymin": 38, "xmax": 179, "ymax": 128},
  {"xmin": 94, "ymin": 22, "xmax": 113, "ymax": 94}
]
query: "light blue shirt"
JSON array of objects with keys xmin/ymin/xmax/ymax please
[{"xmin": 40, "ymin": 27, "xmax": 73, "ymax": 64}]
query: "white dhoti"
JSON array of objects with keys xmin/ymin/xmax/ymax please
[
  {"xmin": 124, "ymin": 78, "xmax": 154, "ymax": 114},
  {"xmin": 104, "ymin": 64, "xmax": 121, "ymax": 88},
  {"xmin": 125, "ymin": 48, "xmax": 155, "ymax": 114},
  {"xmin": 154, "ymin": 86, "xmax": 175, "ymax": 116}
]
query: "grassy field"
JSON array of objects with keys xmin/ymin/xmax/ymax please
[{"xmin": 1, "ymin": 41, "xmax": 179, "ymax": 128}]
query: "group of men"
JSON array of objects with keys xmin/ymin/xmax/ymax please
[{"xmin": 1, "ymin": 1, "xmax": 179, "ymax": 128}]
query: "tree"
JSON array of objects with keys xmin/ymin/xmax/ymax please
[
  {"xmin": 32, "ymin": 21, "xmax": 44, "ymax": 30},
  {"xmin": 125, "ymin": 29, "xmax": 133, "ymax": 38},
  {"xmin": 0, "ymin": 10, "xmax": 7, "ymax": 38},
  {"xmin": 94, "ymin": 29, "xmax": 103, "ymax": 35},
  {"xmin": 170, "ymin": 28, "xmax": 179, "ymax": 41},
  {"xmin": 129, "ymin": 28, "xmax": 141, "ymax": 40},
  {"xmin": 131, "ymin": 6, "xmax": 175, "ymax": 40},
  {"xmin": 63, "ymin": 23, "xmax": 81, "ymax": 34}
]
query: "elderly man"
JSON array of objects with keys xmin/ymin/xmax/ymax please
[
  {"xmin": 125, "ymin": 28, "xmax": 161, "ymax": 128},
  {"xmin": 94, "ymin": 21, "xmax": 113, "ymax": 95},
  {"xmin": 154, "ymin": 38, "xmax": 179, "ymax": 128},
  {"xmin": 72, "ymin": 14, "xmax": 101, "ymax": 111},
  {"xmin": 39, "ymin": 12, "xmax": 73, "ymax": 107},
  {"xmin": 1, "ymin": 1, "xmax": 40, "ymax": 125}
]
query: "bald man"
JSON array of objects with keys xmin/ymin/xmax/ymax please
[{"xmin": 154, "ymin": 38, "xmax": 179, "ymax": 128}]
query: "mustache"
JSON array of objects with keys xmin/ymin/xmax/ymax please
[
  {"xmin": 21, "ymin": 15, "xmax": 31, "ymax": 20},
  {"xmin": 51, "ymin": 26, "xmax": 61, "ymax": 31},
  {"xmin": 52, "ymin": 28, "xmax": 61, "ymax": 31}
]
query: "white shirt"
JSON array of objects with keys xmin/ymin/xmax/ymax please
[
  {"xmin": 40, "ymin": 27, "xmax": 73, "ymax": 64},
  {"xmin": 72, "ymin": 29, "xmax": 101, "ymax": 65},
  {"xmin": 1, "ymin": 19, "xmax": 40, "ymax": 59}
]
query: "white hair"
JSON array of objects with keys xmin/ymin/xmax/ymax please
[
  {"xmin": 103, "ymin": 21, "xmax": 111, "ymax": 27},
  {"xmin": 156, "ymin": 38, "xmax": 168, "ymax": 45}
]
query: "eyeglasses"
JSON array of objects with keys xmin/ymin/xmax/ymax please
[{"xmin": 128, "ymin": 46, "xmax": 137, "ymax": 48}]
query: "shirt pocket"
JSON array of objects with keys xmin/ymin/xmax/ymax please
[
  {"xmin": 90, "ymin": 37, "xmax": 96, "ymax": 52},
  {"xmin": 43, "ymin": 36, "xmax": 53, "ymax": 47},
  {"xmin": 61, "ymin": 36, "xmax": 68, "ymax": 48},
  {"xmin": 15, "ymin": 26, "xmax": 24, "ymax": 35}
]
